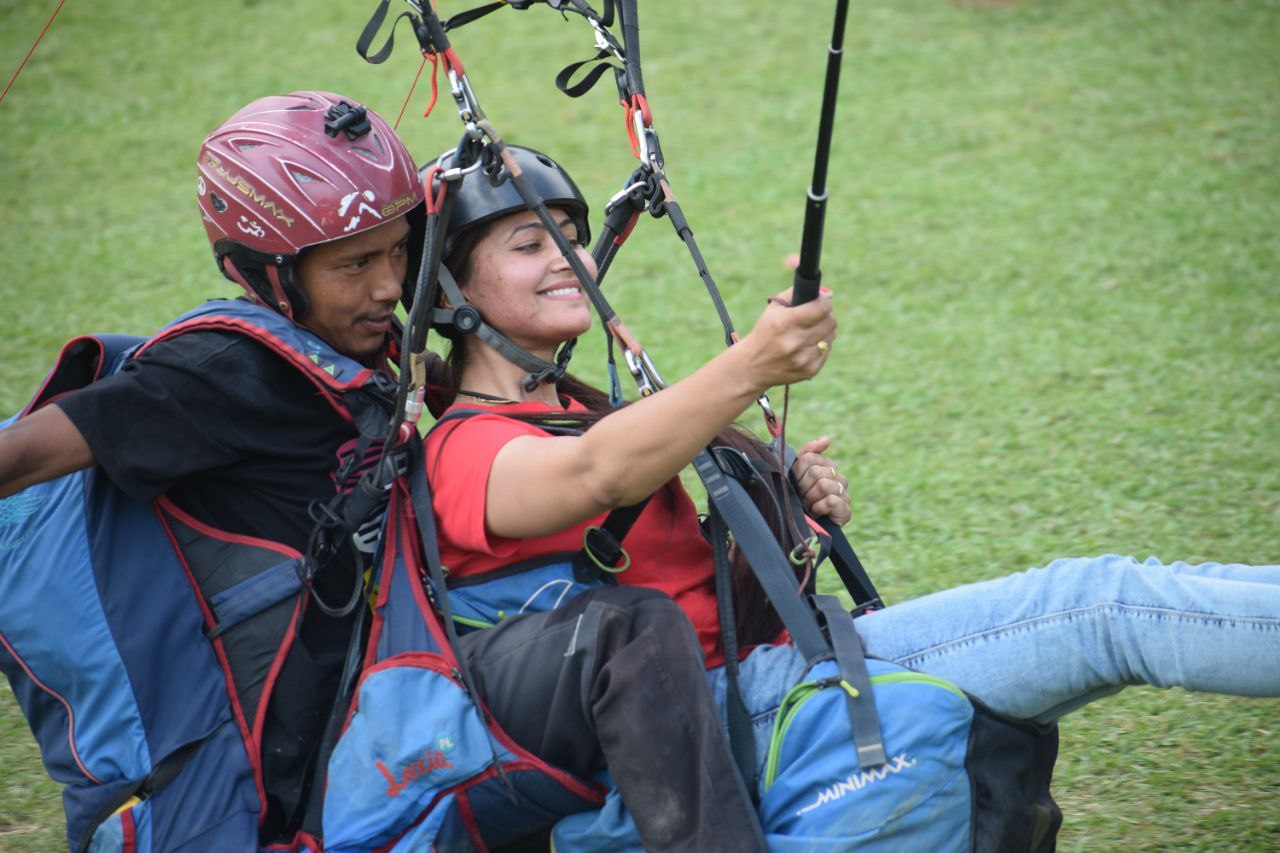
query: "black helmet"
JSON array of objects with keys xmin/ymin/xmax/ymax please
[
  {"xmin": 436, "ymin": 144, "xmax": 590, "ymax": 259},
  {"xmin": 420, "ymin": 144, "xmax": 592, "ymax": 390}
]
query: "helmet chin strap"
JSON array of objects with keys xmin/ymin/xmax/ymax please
[
  {"xmin": 433, "ymin": 264, "xmax": 568, "ymax": 392},
  {"xmin": 221, "ymin": 256, "xmax": 296, "ymax": 320}
]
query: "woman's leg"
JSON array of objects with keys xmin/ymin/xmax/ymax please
[
  {"xmin": 459, "ymin": 585, "xmax": 766, "ymax": 852},
  {"xmin": 853, "ymin": 554, "xmax": 1280, "ymax": 722}
]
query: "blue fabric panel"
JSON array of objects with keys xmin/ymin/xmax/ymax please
[
  {"xmin": 447, "ymin": 559, "xmax": 603, "ymax": 631},
  {"xmin": 146, "ymin": 721, "xmax": 259, "ymax": 851},
  {"xmin": 323, "ymin": 656, "xmax": 515, "ymax": 849},
  {"xmin": 83, "ymin": 470, "xmax": 230, "ymax": 778},
  {"xmin": 759, "ymin": 659, "xmax": 975, "ymax": 851},
  {"xmin": 208, "ymin": 558, "xmax": 304, "ymax": 634},
  {"xmin": 0, "ymin": 466, "xmax": 149, "ymax": 785},
  {"xmin": 417, "ymin": 801, "xmax": 472, "ymax": 853},
  {"xmin": 84, "ymin": 804, "xmax": 125, "ymax": 853},
  {"xmin": 551, "ymin": 784, "xmax": 643, "ymax": 853},
  {"xmin": 379, "ymin": 793, "xmax": 456, "ymax": 853},
  {"xmin": 468, "ymin": 768, "xmax": 604, "ymax": 849},
  {"xmin": 84, "ymin": 797, "xmax": 151, "ymax": 852},
  {"xmin": 376, "ymin": 551, "xmax": 439, "ymax": 661}
]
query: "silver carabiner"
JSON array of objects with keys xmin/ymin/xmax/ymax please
[
  {"xmin": 447, "ymin": 69, "xmax": 485, "ymax": 139},
  {"xmin": 623, "ymin": 348, "xmax": 658, "ymax": 397}
]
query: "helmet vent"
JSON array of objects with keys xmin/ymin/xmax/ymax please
[
  {"xmin": 236, "ymin": 141, "xmax": 264, "ymax": 152},
  {"xmin": 351, "ymin": 146, "xmax": 379, "ymax": 162},
  {"xmin": 209, "ymin": 191, "xmax": 228, "ymax": 213},
  {"xmin": 290, "ymin": 169, "xmax": 321, "ymax": 184}
]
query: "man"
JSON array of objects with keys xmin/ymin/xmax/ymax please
[{"xmin": 0, "ymin": 91, "xmax": 764, "ymax": 850}]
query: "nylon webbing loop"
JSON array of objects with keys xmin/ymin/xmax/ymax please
[{"xmin": 815, "ymin": 594, "xmax": 887, "ymax": 768}]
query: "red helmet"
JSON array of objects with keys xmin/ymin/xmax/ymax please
[{"xmin": 197, "ymin": 90, "xmax": 423, "ymax": 319}]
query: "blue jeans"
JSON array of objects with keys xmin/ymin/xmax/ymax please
[{"xmin": 706, "ymin": 554, "xmax": 1280, "ymax": 773}]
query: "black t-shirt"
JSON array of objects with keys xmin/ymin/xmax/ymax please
[{"xmin": 56, "ymin": 327, "xmax": 392, "ymax": 839}]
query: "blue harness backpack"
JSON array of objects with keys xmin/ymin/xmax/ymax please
[
  {"xmin": 0, "ymin": 299, "xmax": 400, "ymax": 852},
  {"xmin": 411, "ymin": 411, "xmax": 1063, "ymax": 852},
  {"xmin": 2, "ymin": 307, "xmax": 638, "ymax": 851}
]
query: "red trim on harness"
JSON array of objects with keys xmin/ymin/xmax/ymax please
[
  {"xmin": 0, "ymin": 627, "xmax": 103, "ymax": 784},
  {"xmin": 138, "ymin": 315, "xmax": 377, "ymax": 426},
  {"xmin": 156, "ymin": 497, "xmax": 302, "ymax": 558},
  {"xmin": 120, "ymin": 806, "xmax": 137, "ymax": 852},
  {"xmin": 153, "ymin": 496, "xmax": 269, "ymax": 819},
  {"xmin": 251, "ymin": 593, "xmax": 306, "ymax": 759},
  {"xmin": 456, "ymin": 788, "xmax": 485, "ymax": 850}
]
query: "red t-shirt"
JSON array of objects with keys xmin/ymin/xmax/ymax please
[{"xmin": 423, "ymin": 399, "xmax": 731, "ymax": 667}]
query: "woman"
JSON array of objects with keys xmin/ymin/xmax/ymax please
[{"xmin": 423, "ymin": 146, "xmax": 1279, "ymax": 829}]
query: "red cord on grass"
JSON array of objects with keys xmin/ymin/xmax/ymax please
[{"xmin": 1, "ymin": 0, "xmax": 69, "ymax": 106}]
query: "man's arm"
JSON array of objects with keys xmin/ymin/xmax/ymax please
[{"xmin": 0, "ymin": 405, "xmax": 95, "ymax": 498}]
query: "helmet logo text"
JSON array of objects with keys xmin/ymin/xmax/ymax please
[{"xmin": 201, "ymin": 152, "xmax": 297, "ymax": 229}]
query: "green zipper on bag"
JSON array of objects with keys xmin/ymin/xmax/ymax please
[{"xmin": 763, "ymin": 671, "xmax": 966, "ymax": 789}]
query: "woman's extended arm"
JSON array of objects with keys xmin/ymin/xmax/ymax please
[
  {"xmin": 484, "ymin": 291, "xmax": 837, "ymax": 538},
  {"xmin": 0, "ymin": 405, "xmax": 95, "ymax": 499}
]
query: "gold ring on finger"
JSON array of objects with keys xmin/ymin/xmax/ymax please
[{"xmin": 816, "ymin": 340, "xmax": 830, "ymax": 355}]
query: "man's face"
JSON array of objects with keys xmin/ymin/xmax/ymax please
[{"xmin": 295, "ymin": 215, "xmax": 411, "ymax": 358}]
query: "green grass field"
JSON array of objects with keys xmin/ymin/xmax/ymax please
[{"xmin": 2, "ymin": 0, "xmax": 1277, "ymax": 848}]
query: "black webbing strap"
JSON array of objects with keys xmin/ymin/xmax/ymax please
[
  {"xmin": 356, "ymin": 0, "xmax": 414, "ymax": 65},
  {"xmin": 692, "ymin": 449, "xmax": 829, "ymax": 664},
  {"xmin": 819, "ymin": 517, "xmax": 882, "ymax": 615},
  {"xmin": 554, "ymin": 49, "xmax": 619, "ymax": 98},
  {"xmin": 431, "ymin": 265, "xmax": 566, "ymax": 390},
  {"xmin": 442, "ymin": 2, "xmax": 508, "ymax": 31},
  {"xmin": 814, "ymin": 594, "xmax": 886, "ymax": 768},
  {"xmin": 774, "ymin": 442, "xmax": 882, "ymax": 611},
  {"xmin": 709, "ymin": 508, "xmax": 761, "ymax": 805},
  {"xmin": 406, "ymin": 439, "xmax": 519, "ymax": 802}
]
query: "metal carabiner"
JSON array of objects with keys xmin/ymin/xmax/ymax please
[
  {"xmin": 623, "ymin": 348, "xmax": 659, "ymax": 397},
  {"xmin": 446, "ymin": 68, "xmax": 485, "ymax": 139},
  {"xmin": 623, "ymin": 347, "xmax": 666, "ymax": 397},
  {"xmin": 756, "ymin": 392, "xmax": 782, "ymax": 437}
]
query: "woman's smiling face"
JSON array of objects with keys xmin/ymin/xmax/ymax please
[{"xmin": 460, "ymin": 207, "xmax": 596, "ymax": 357}]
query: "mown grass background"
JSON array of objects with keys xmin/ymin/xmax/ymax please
[{"xmin": 1, "ymin": 0, "xmax": 1276, "ymax": 848}]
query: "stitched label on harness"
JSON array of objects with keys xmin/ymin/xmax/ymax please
[
  {"xmin": 795, "ymin": 752, "xmax": 918, "ymax": 816},
  {"xmin": 376, "ymin": 734, "xmax": 457, "ymax": 798}
]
